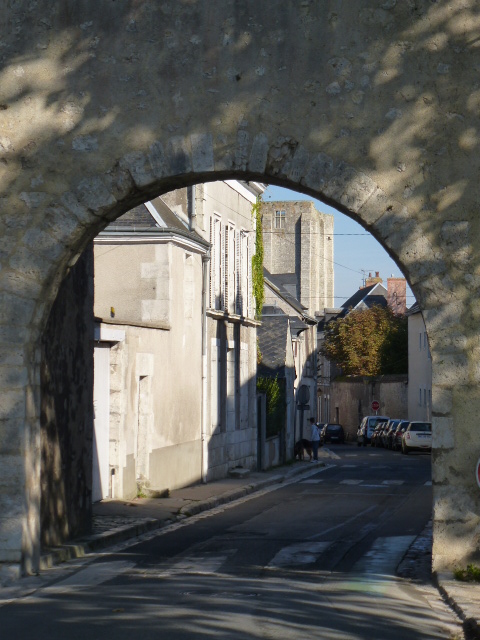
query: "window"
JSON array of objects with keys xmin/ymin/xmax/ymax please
[
  {"xmin": 419, "ymin": 332, "xmax": 422, "ymax": 350},
  {"xmin": 274, "ymin": 209, "xmax": 286, "ymax": 229},
  {"xmin": 423, "ymin": 388, "xmax": 427, "ymax": 407},
  {"xmin": 419, "ymin": 388, "xmax": 422, "ymax": 406},
  {"xmin": 237, "ymin": 229, "xmax": 250, "ymax": 317}
]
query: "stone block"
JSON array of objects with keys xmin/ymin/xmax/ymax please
[
  {"xmin": 433, "ymin": 486, "xmax": 479, "ymax": 522},
  {"xmin": 432, "ymin": 417, "xmax": 454, "ymax": 449},
  {"xmin": 432, "ymin": 353, "xmax": 469, "ymax": 387},
  {"xmin": 119, "ymin": 151, "xmax": 155, "ymax": 188},
  {"xmin": 432, "ymin": 386, "xmax": 453, "ymax": 416},
  {"xmin": 165, "ymin": 136, "xmax": 192, "ymax": 176},
  {"xmin": 191, "ymin": 132, "xmax": 214, "ymax": 172},
  {"xmin": 0, "ymin": 366, "xmax": 28, "ymax": 389},
  {"xmin": 76, "ymin": 176, "xmax": 116, "ymax": 214},
  {"xmin": 234, "ymin": 128, "xmax": 249, "ymax": 171},
  {"xmin": 248, "ymin": 133, "xmax": 269, "ymax": 174},
  {"xmin": 148, "ymin": 141, "xmax": 167, "ymax": 179}
]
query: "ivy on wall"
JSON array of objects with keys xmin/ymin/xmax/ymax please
[
  {"xmin": 251, "ymin": 196, "xmax": 264, "ymax": 320},
  {"xmin": 257, "ymin": 375, "xmax": 285, "ymax": 438}
]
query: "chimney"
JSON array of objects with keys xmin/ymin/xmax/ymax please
[
  {"xmin": 365, "ymin": 271, "xmax": 383, "ymax": 288},
  {"xmin": 387, "ymin": 277, "xmax": 407, "ymax": 315}
]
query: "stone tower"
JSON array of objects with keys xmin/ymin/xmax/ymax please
[{"xmin": 261, "ymin": 200, "xmax": 334, "ymax": 315}]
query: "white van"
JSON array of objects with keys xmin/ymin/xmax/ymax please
[{"xmin": 357, "ymin": 415, "xmax": 389, "ymax": 446}]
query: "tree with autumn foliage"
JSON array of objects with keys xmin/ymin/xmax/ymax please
[{"xmin": 321, "ymin": 305, "xmax": 408, "ymax": 376}]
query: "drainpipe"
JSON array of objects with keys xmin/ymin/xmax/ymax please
[
  {"xmin": 188, "ymin": 184, "xmax": 196, "ymax": 232},
  {"xmin": 201, "ymin": 250, "xmax": 211, "ymax": 483}
]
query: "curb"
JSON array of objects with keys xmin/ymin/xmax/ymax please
[{"xmin": 434, "ymin": 573, "xmax": 480, "ymax": 640}]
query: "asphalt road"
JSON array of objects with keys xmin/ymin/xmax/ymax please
[{"xmin": 0, "ymin": 445, "xmax": 463, "ymax": 639}]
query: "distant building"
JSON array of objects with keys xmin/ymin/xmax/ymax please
[
  {"xmin": 316, "ymin": 271, "xmax": 409, "ymax": 430},
  {"xmin": 406, "ymin": 303, "xmax": 432, "ymax": 421},
  {"xmin": 261, "ymin": 200, "xmax": 334, "ymax": 316},
  {"xmin": 260, "ymin": 268, "xmax": 317, "ymax": 461},
  {"xmin": 340, "ymin": 273, "xmax": 407, "ymax": 317}
]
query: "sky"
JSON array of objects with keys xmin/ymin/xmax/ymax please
[{"xmin": 262, "ymin": 184, "xmax": 416, "ymax": 308}]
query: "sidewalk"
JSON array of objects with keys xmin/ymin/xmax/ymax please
[{"xmin": 4, "ymin": 450, "xmax": 480, "ymax": 637}]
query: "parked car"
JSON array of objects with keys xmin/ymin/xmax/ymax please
[
  {"xmin": 402, "ymin": 421, "xmax": 432, "ymax": 454},
  {"xmin": 383, "ymin": 419, "xmax": 401, "ymax": 449},
  {"xmin": 320, "ymin": 423, "xmax": 345, "ymax": 444},
  {"xmin": 357, "ymin": 415, "xmax": 389, "ymax": 446},
  {"xmin": 370, "ymin": 423, "xmax": 386, "ymax": 447},
  {"xmin": 392, "ymin": 420, "xmax": 411, "ymax": 451}
]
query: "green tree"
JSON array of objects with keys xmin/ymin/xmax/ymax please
[{"xmin": 321, "ymin": 305, "xmax": 408, "ymax": 376}]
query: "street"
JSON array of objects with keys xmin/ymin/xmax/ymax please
[{"xmin": 0, "ymin": 446, "xmax": 462, "ymax": 639}]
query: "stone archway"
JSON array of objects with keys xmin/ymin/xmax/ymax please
[{"xmin": 1, "ymin": 1, "xmax": 479, "ymax": 572}]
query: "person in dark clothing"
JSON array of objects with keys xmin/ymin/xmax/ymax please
[{"xmin": 309, "ymin": 417, "xmax": 320, "ymax": 462}]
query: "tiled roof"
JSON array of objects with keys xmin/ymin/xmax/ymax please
[
  {"xmin": 100, "ymin": 198, "xmax": 206, "ymax": 246},
  {"xmin": 106, "ymin": 203, "xmax": 157, "ymax": 230},
  {"xmin": 263, "ymin": 268, "xmax": 317, "ymax": 326},
  {"xmin": 406, "ymin": 302, "xmax": 421, "ymax": 316},
  {"xmin": 339, "ymin": 283, "xmax": 387, "ymax": 316}
]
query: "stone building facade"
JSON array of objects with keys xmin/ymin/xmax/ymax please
[
  {"xmin": 93, "ymin": 181, "xmax": 262, "ymax": 501},
  {"xmin": 162, "ymin": 181, "xmax": 263, "ymax": 481},
  {"xmin": 407, "ymin": 303, "xmax": 432, "ymax": 423},
  {"xmin": 261, "ymin": 201, "xmax": 334, "ymax": 316}
]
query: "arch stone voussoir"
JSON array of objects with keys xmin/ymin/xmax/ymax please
[{"xmin": 0, "ymin": 0, "xmax": 479, "ymax": 573}]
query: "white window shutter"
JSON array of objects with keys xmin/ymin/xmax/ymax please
[
  {"xmin": 224, "ymin": 225, "xmax": 229, "ymax": 311},
  {"xmin": 236, "ymin": 230, "xmax": 242, "ymax": 314}
]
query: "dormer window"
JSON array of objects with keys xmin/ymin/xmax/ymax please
[{"xmin": 274, "ymin": 209, "xmax": 286, "ymax": 229}]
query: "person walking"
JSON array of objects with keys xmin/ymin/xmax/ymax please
[{"xmin": 310, "ymin": 417, "xmax": 320, "ymax": 462}]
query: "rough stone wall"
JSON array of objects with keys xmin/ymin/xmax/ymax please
[
  {"xmin": 330, "ymin": 376, "xmax": 408, "ymax": 440},
  {"xmin": 40, "ymin": 246, "xmax": 94, "ymax": 547},
  {"xmin": 1, "ymin": 0, "xmax": 480, "ymax": 571}
]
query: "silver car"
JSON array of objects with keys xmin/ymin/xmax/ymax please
[{"xmin": 357, "ymin": 415, "xmax": 389, "ymax": 446}]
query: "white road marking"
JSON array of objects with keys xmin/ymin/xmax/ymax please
[
  {"xmin": 300, "ymin": 478, "xmax": 324, "ymax": 484},
  {"xmin": 342, "ymin": 464, "xmax": 358, "ymax": 468},
  {"xmin": 308, "ymin": 505, "xmax": 377, "ymax": 540},
  {"xmin": 362, "ymin": 485, "xmax": 389, "ymax": 488},
  {"xmin": 424, "ymin": 481, "xmax": 432, "ymax": 486},
  {"xmin": 340, "ymin": 479, "xmax": 363, "ymax": 485},
  {"xmin": 42, "ymin": 560, "xmax": 135, "ymax": 593},
  {"xmin": 268, "ymin": 541, "xmax": 331, "ymax": 567},
  {"xmin": 382, "ymin": 480, "xmax": 404, "ymax": 485},
  {"xmin": 163, "ymin": 553, "xmax": 232, "ymax": 576},
  {"xmin": 353, "ymin": 535, "xmax": 416, "ymax": 574}
]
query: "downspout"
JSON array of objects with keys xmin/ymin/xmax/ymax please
[
  {"xmin": 188, "ymin": 184, "xmax": 196, "ymax": 232},
  {"xmin": 201, "ymin": 250, "xmax": 211, "ymax": 483}
]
